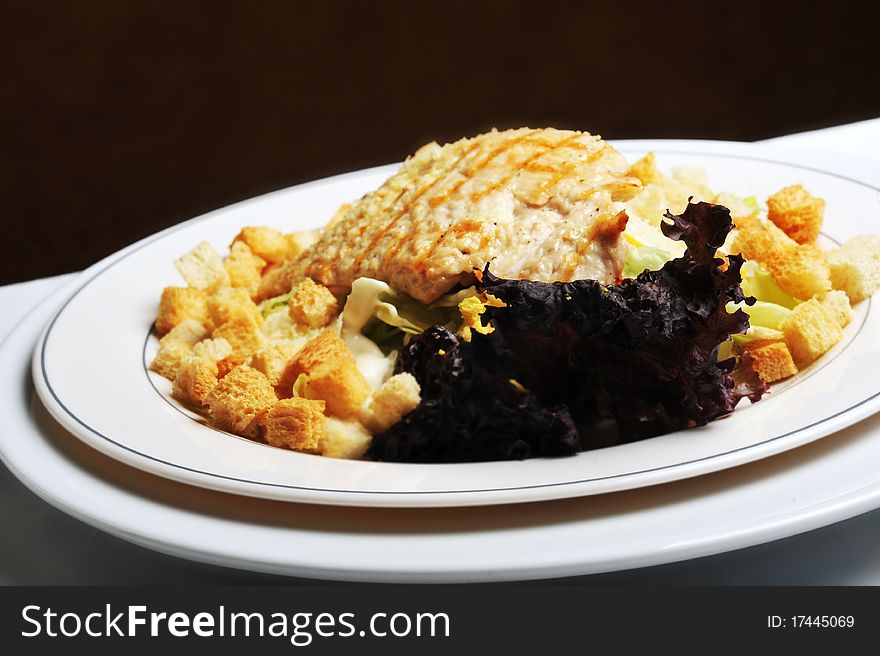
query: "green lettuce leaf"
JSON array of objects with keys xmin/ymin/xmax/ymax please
[
  {"xmin": 731, "ymin": 325, "xmax": 786, "ymax": 346},
  {"xmin": 341, "ymin": 278, "xmax": 467, "ymax": 352},
  {"xmin": 623, "ymin": 244, "xmax": 673, "ymax": 278},
  {"xmin": 739, "ymin": 260, "xmax": 797, "ymax": 309},
  {"xmin": 727, "ymin": 299, "xmax": 792, "ymax": 330},
  {"xmin": 258, "ymin": 293, "xmax": 291, "ymax": 317}
]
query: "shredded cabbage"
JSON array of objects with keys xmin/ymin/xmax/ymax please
[
  {"xmin": 623, "ymin": 243, "xmax": 674, "ymax": 278},
  {"xmin": 343, "ymin": 279, "xmax": 452, "ymax": 335},
  {"xmin": 341, "ymin": 278, "xmax": 468, "ymax": 346},
  {"xmin": 732, "ymin": 325, "xmax": 786, "ymax": 346},
  {"xmin": 338, "ymin": 278, "xmax": 471, "ymax": 386},
  {"xmin": 739, "ymin": 260, "xmax": 798, "ymax": 309},
  {"xmin": 727, "ymin": 299, "xmax": 792, "ymax": 330},
  {"xmin": 259, "ymin": 293, "xmax": 291, "ymax": 317}
]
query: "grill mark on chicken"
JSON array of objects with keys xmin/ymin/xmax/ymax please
[
  {"xmin": 417, "ymin": 133, "xmax": 584, "ymax": 268},
  {"xmin": 381, "ymin": 129, "xmax": 547, "ymax": 267},
  {"xmin": 470, "ymin": 132, "xmax": 584, "ymax": 203},
  {"xmin": 426, "ymin": 131, "xmax": 553, "ymax": 210},
  {"xmin": 354, "ymin": 137, "xmax": 487, "ymax": 269},
  {"xmin": 273, "ymin": 128, "xmax": 642, "ymax": 303}
]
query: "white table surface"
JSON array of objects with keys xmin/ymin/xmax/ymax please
[{"xmin": 3, "ymin": 120, "xmax": 880, "ymax": 584}]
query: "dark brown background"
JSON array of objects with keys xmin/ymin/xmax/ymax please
[{"xmin": 2, "ymin": 0, "xmax": 878, "ymax": 285}]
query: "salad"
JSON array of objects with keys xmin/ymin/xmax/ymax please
[{"xmin": 149, "ymin": 130, "xmax": 880, "ymax": 462}]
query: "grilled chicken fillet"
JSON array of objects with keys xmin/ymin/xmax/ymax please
[{"xmin": 261, "ymin": 127, "xmax": 642, "ymax": 303}]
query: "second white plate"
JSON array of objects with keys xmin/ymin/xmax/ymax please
[{"xmin": 33, "ymin": 140, "xmax": 880, "ymax": 507}]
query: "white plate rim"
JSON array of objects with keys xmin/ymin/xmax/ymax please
[{"xmin": 31, "ymin": 139, "xmax": 880, "ymax": 508}]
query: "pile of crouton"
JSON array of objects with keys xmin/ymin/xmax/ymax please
[
  {"xmin": 149, "ymin": 226, "xmax": 421, "ymax": 459},
  {"xmin": 628, "ymin": 154, "xmax": 880, "ymax": 385},
  {"xmin": 730, "ymin": 185, "xmax": 879, "ymax": 383}
]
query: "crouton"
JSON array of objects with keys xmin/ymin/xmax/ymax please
[
  {"xmin": 288, "ymin": 279, "xmax": 339, "ymax": 328},
  {"xmin": 204, "ymin": 365, "xmax": 277, "ymax": 438},
  {"xmin": 164, "ymin": 319, "xmax": 208, "ymax": 345},
  {"xmin": 363, "ymin": 373, "xmax": 421, "ymax": 433},
  {"xmin": 798, "ymin": 243, "xmax": 826, "ymax": 260},
  {"xmin": 212, "ymin": 315, "xmax": 267, "ymax": 357},
  {"xmin": 261, "ymin": 307, "xmax": 318, "ymax": 344},
  {"xmin": 192, "ymin": 337, "xmax": 233, "ymax": 362},
  {"xmin": 225, "ymin": 241, "xmax": 266, "ymax": 297},
  {"xmin": 817, "ymin": 290, "xmax": 853, "ymax": 328},
  {"xmin": 173, "ymin": 338, "xmax": 232, "ymax": 404},
  {"xmin": 286, "ymin": 229, "xmax": 321, "ymax": 255},
  {"xmin": 149, "ymin": 319, "xmax": 209, "ymax": 380},
  {"xmin": 216, "ymin": 353, "xmax": 249, "ymax": 379},
  {"xmin": 254, "ymin": 229, "xmax": 325, "ymax": 302},
  {"xmin": 247, "ymin": 341, "xmax": 303, "ymax": 389},
  {"xmin": 627, "ymin": 152, "xmax": 662, "ymax": 186},
  {"xmin": 232, "ymin": 226, "xmax": 293, "ymax": 264},
  {"xmin": 171, "ymin": 339, "xmax": 232, "ymax": 405},
  {"xmin": 768, "ymin": 246, "xmax": 832, "ymax": 301},
  {"xmin": 150, "ymin": 340, "xmax": 194, "ymax": 381},
  {"xmin": 733, "ymin": 217, "xmax": 830, "ymax": 300},
  {"xmin": 207, "ymin": 287, "xmax": 263, "ymax": 328},
  {"xmin": 733, "ymin": 216, "xmax": 796, "ymax": 261},
  {"xmin": 741, "ymin": 340, "xmax": 798, "ymax": 383},
  {"xmin": 321, "ymin": 417, "xmax": 373, "ymax": 459},
  {"xmin": 175, "ymin": 241, "xmax": 230, "ymax": 291},
  {"xmin": 766, "ymin": 184, "xmax": 824, "ymax": 244},
  {"xmin": 826, "ymin": 235, "xmax": 880, "ymax": 303},
  {"xmin": 172, "ymin": 356, "xmax": 220, "ymax": 406},
  {"xmin": 714, "ymin": 192, "xmax": 757, "ymax": 220},
  {"xmin": 779, "ymin": 298, "xmax": 844, "ymax": 366},
  {"xmin": 255, "ymin": 258, "xmax": 301, "ymax": 302},
  {"xmin": 287, "ymin": 329, "xmax": 371, "ymax": 419},
  {"xmin": 156, "ymin": 286, "xmax": 210, "ymax": 335},
  {"xmin": 262, "ymin": 397, "xmax": 326, "ymax": 452},
  {"xmin": 171, "ymin": 338, "xmax": 235, "ymax": 403}
]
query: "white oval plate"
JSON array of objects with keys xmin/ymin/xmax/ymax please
[
  {"xmin": 6, "ymin": 287, "xmax": 880, "ymax": 581},
  {"xmin": 33, "ymin": 140, "xmax": 880, "ymax": 508}
]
